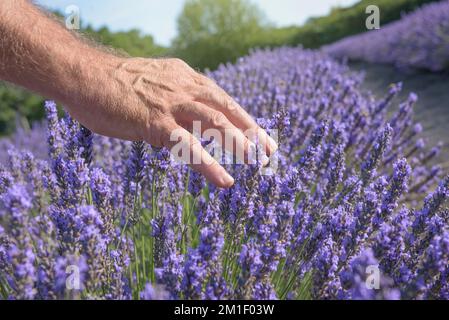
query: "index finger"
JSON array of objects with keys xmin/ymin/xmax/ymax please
[
  {"xmin": 195, "ymin": 81, "xmax": 278, "ymax": 156},
  {"xmin": 161, "ymin": 122, "xmax": 235, "ymax": 188}
]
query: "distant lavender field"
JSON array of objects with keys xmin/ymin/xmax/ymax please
[
  {"xmin": 350, "ymin": 61, "xmax": 449, "ymax": 166},
  {"xmin": 324, "ymin": 0, "xmax": 449, "ymax": 72}
]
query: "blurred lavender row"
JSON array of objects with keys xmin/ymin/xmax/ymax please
[{"xmin": 324, "ymin": 0, "xmax": 449, "ymax": 72}]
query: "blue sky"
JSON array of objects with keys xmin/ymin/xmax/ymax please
[{"xmin": 36, "ymin": 0, "xmax": 358, "ymax": 46}]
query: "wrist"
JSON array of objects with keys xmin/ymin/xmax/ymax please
[
  {"xmin": 55, "ymin": 48, "xmax": 123, "ymax": 110},
  {"xmin": 57, "ymin": 53, "xmax": 148, "ymax": 141}
]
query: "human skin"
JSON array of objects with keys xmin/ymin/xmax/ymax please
[{"xmin": 0, "ymin": 0, "xmax": 277, "ymax": 188}]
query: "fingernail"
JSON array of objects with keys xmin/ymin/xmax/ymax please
[{"xmin": 222, "ymin": 172, "xmax": 235, "ymax": 187}]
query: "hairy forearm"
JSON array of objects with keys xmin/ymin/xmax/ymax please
[
  {"xmin": 0, "ymin": 0, "xmax": 275, "ymax": 188},
  {"xmin": 0, "ymin": 0, "xmax": 119, "ymax": 106}
]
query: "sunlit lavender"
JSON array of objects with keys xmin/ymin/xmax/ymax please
[
  {"xmin": 324, "ymin": 0, "xmax": 449, "ymax": 72},
  {"xmin": 0, "ymin": 47, "xmax": 448, "ymax": 300}
]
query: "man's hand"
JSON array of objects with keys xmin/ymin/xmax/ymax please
[
  {"xmin": 68, "ymin": 56, "xmax": 278, "ymax": 187},
  {"xmin": 0, "ymin": 0, "xmax": 277, "ymax": 188}
]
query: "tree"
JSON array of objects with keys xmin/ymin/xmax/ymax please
[
  {"xmin": 84, "ymin": 26, "xmax": 167, "ymax": 58},
  {"xmin": 172, "ymin": 0, "xmax": 268, "ymax": 70}
]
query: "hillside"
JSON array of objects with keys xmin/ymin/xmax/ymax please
[{"xmin": 287, "ymin": 0, "xmax": 439, "ymax": 48}]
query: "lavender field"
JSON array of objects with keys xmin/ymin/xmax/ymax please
[
  {"xmin": 0, "ymin": 47, "xmax": 448, "ymax": 300},
  {"xmin": 351, "ymin": 61, "xmax": 449, "ymax": 164},
  {"xmin": 324, "ymin": 0, "xmax": 449, "ymax": 72}
]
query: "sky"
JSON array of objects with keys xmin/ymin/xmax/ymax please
[{"xmin": 35, "ymin": 0, "xmax": 358, "ymax": 46}]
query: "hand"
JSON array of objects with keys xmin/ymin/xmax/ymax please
[
  {"xmin": 0, "ymin": 0, "xmax": 277, "ymax": 188},
  {"xmin": 65, "ymin": 57, "xmax": 278, "ymax": 188}
]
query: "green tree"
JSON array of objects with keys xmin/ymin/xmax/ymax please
[
  {"xmin": 0, "ymin": 84, "xmax": 45, "ymax": 136},
  {"xmin": 84, "ymin": 26, "xmax": 167, "ymax": 58},
  {"xmin": 172, "ymin": 0, "xmax": 268, "ymax": 70}
]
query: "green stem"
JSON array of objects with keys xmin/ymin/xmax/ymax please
[
  {"xmin": 132, "ymin": 227, "xmax": 140, "ymax": 294},
  {"xmin": 141, "ymin": 221, "xmax": 147, "ymax": 283},
  {"xmin": 150, "ymin": 175, "xmax": 157, "ymax": 283}
]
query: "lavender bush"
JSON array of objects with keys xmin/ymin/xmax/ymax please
[
  {"xmin": 324, "ymin": 0, "xmax": 449, "ymax": 72},
  {"xmin": 0, "ymin": 47, "xmax": 448, "ymax": 300}
]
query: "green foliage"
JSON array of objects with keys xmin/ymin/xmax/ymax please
[
  {"xmin": 0, "ymin": 84, "xmax": 45, "ymax": 136},
  {"xmin": 83, "ymin": 26, "xmax": 167, "ymax": 58},
  {"xmin": 171, "ymin": 0, "xmax": 269, "ymax": 70}
]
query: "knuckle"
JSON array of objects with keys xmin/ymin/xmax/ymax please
[
  {"xmin": 207, "ymin": 158, "xmax": 220, "ymax": 170},
  {"xmin": 200, "ymin": 75, "xmax": 216, "ymax": 87},
  {"xmin": 199, "ymin": 90, "xmax": 214, "ymax": 101},
  {"xmin": 194, "ymin": 75, "xmax": 210, "ymax": 87},
  {"xmin": 215, "ymin": 91, "xmax": 237, "ymax": 112},
  {"xmin": 151, "ymin": 102, "xmax": 171, "ymax": 116},
  {"xmin": 147, "ymin": 115, "xmax": 172, "ymax": 148},
  {"xmin": 223, "ymin": 97, "xmax": 238, "ymax": 112},
  {"xmin": 210, "ymin": 111, "xmax": 227, "ymax": 128},
  {"xmin": 174, "ymin": 103, "xmax": 190, "ymax": 116},
  {"xmin": 221, "ymin": 97, "xmax": 231, "ymax": 110},
  {"xmin": 171, "ymin": 58, "xmax": 188, "ymax": 68}
]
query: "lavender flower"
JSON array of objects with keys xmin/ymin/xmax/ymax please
[
  {"xmin": 140, "ymin": 283, "xmax": 170, "ymax": 300},
  {"xmin": 340, "ymin": 249, "xmax": 401, "ymax": 300},
  {"xmin": 361, "ymin": 124, "xmax": 392, "ymax": 186}
]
